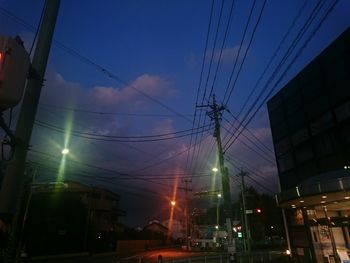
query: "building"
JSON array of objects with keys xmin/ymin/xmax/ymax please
[
  {"xmin": 267, "ymin": 27, "xmax": 350, "ymax": 263},
  {"xmin": 24, "ymin": 181, "xmax": 125, "ymax": 257}
]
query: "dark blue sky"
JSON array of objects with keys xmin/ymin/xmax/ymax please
[{"xmin": 1, "ymin": 0, "xmax": 349, "ymax": 226}]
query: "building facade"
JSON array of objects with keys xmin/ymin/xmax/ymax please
[
  {"xmin": 268, "ymin": 27, "xmax": 350, "ymax": 263},
  {"xmin": 24, "ymin": 181, "xmax": 125, "ymax": 257}
]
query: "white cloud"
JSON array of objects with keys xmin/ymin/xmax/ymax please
[{"xmin": 208, "ymin": 45, "xmax": 248, "ymax": 64}]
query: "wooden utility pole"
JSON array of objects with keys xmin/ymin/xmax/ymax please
[
  {"xmin": 178, "ymin": 179, "xmax": 192, "ymax": 250},
  {"xmin": 0, "ymin": 1, "xmax": 60, "ymax": 262},
  {"xmin": 207, "ymin": 95, "xmax": 234, "ymax": 253}
]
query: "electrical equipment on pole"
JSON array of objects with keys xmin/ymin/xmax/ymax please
[{"xmin": 0, "ymin": 36, "xmax": 30, "ymax": 110}]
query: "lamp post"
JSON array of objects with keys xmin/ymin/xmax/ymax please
[{"xmin": 217, "ymin": 193, "xmax": 221, "ymax": 227}]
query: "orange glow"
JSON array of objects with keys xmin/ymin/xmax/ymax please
[{"xmin": 167, "ymin": 168, "xmax": 181, "ymax": 237}]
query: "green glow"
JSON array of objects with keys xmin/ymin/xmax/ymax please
[{"xmin": 57, "ymin": 111, "xmax": 74, "ymax": 182}]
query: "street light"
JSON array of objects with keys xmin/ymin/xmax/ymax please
[
  {"xmin": 171, "ymin": 200, "xmax": 176, "ymax": 207},
  {"xmin": 61, "ymin": 148, "xmax": 69, "ymax": 155},
  {"xmin": 212, "ymin": 167, "xmax": 219, "ymax": 173}
]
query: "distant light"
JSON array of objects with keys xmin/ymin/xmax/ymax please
[
  {"xmin": 62, "ymin": 148, "xmax": 69, "ymax": 155},
  {"xmin": 215, "ymin": 225, "xmax": 219, "ymax": 229},
  {"xmin": 299, "ymin": 200, "xmax": 304, "ymax": 203},
  {"xmin": 270, "ymin": 226, "xmax": 274, "ymax": 229},
  {"xmin": 286, "ymin": 250, "xmax": 291, "ymax": 255},
  {"xmin": 322, "ymin": 195, "xmax": 327, "ymax": 199},
  {"xmin": 171, "ymin": 201, "xmax": 176, "ymax": 206},
  {"xmin": 217, "ymin": 193, "xmax": 222, "ymax": 198},
  {"xmin": 345, "ymin": 197, "xmax": 350, "ymax": 200},
  {"xmin": 321, "ymin": 201, "xmax": 326, "ymax": 204},
  {"xmin": 212, "ymin": 167, "xmax": 219, "ymax": 173}
]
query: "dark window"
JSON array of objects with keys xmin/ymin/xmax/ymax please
[
  {"xmin": 269, "ymin": 108, "xmax": 284, "ymax": 127},
  {"xmin": 268, "ymin": 94, "xmax": 282, "ymax": 111},
  {"xmin": 285, "ymin": 92, "xmax": 302, "ymax": 116},
  {"xmin": 278, "ymin": 152, "xmax": 294, "ymax": 173},
  {"xmin": 296, "ymin": 161, "xmax": 316, "ymax": 182},
  {"xmin": 314, "ymin": 132, "xmax": 338, "ymax": 157},
  {"xmin": 302, "ymin": 78, "xmax": 324, "ymax": 102},
  {"xmin": 292, "ymin": 128, "xmax": 309, "ymax": 146},
  {"xmin": 318, "ymin": 154, "xmax": 343, "ymax": 172},
  {"xmin": 326, "ymin": 56, "xmax": 350, "ymax": 104},
  {"xmin": 340, "ymin": 121, "xmax": 350, "ymax": 144},
  {"xmin": 310, "ymin": 112, "xmax": 334, "ymax": 135},
  {"xmin": 295, "ymin": 144, "xmax": 313, "ymax": 164},
  {"xmin": 306, "ymin": 95, "xmax": 330, "ymax": 120},
  {"xmin": 280, "ymin": 170, "xmax": 297, "ymax": 190},
  {"xmin": 275, "ymin": 137, "xmax": 291, "ymax": 156},
  {"xmin": 92, "ymin": 192, "xmax": 101, "ymax": 199},
  {"xmin": 272, "ymin": 121, "xmax": 288, "ymax": 141},
  {"xmin": 334, "ymin": 101, "xmax": 350, "ymax": 122},
  {"xmin": 287, "ymin": 109, "xmax": 306, "ymax": 132}
]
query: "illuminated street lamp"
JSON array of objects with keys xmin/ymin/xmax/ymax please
[
  {"xmin": 61, "ymin": 148, "xmax": 69, "ymax": 155},
  {"xmin": 171, "ymin": 200, "xmax": 176, "ymax": 207},
  {"xmin": 212, "ymin": 167, "xmax": 219, "ymax": 173}
]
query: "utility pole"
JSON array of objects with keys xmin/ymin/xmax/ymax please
[
  {"xmin": 178, "ymin": 179, "xmax": 192, "ymax": 250},
  {"xmin": 240, "ymin": 170, "xmax": 250, "ymax": 253},
  {"xmin": 207, "ymin": 94, "xmax": 234, "ymax": 253},
  {"xmin": 0, "ymin": 1, "xmax": 60, "ymax": 262}
]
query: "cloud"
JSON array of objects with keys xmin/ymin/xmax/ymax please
[
  {"xmin": 208, "ymin": 45, "xmax": 248, "ymax": 65},
  {"xmin": 89, "ymin": 74, "xmax": 176, "ymax": 110}
]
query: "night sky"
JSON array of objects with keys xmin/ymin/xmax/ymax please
[{"xmin": 1, "ymin": 0, "xmax": 349, "ymax": 227}]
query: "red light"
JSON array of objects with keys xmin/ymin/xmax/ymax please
[{"xmin": 256, "ymin": 209, "xmax": 261, "ymax": 213}]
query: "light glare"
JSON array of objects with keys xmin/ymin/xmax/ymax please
[{"xmin": 62, "ymin": 148, "xmax": 69, "ymax": 155}]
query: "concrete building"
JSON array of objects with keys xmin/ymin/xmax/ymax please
[
  {"xmin": 24, "ymin": 181, "xmax": 125, "ymax": 257},
  {"xmin": 267, "ymin": 27, "xmax": 350, "ymax": 263}
]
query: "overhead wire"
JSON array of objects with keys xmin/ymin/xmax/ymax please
[
  {"xmin": 235, "ymin": 0, "xmax": 309, "ymax": 119},
  {"xmin": 222, "ymin": 0, "xmax": 257, "ymax": 102},
  {"xmin": 223, "ymin": 0, "xmax": 267, "ymax": 106},
  {"xmin": 0, "ymin": 7, "xmax": 192, "ymax": 124},
  {"xmin": 39, "ymin": 103, "xmax": 193, "ymax": 118},
  {"xmin": 223, "ymin": 0, "xmax": 332, "ymax": 152},
  {"xmin": 34, "ymin": 120, "xmax": 212, "ymax": 143}
]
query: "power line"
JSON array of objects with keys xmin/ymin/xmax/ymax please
[
  {"xmin": 0, "ymin": 7, "xmax": 192, "ymax": 124},
  {"xmin": 222, "ymin": 118, "xmax": 275, "ymax": 164},
  {"xmin": 236, "ymin": 0, "xmax": 308, "ymax": 119},
  {"xmin": 223, "ymin": 0, "xmax": 333, "ymax": 152},
  {"xmin": 222, "ymin": 0, "xmax": 258, "ymax": 102},
  {"xmin": 34, "ymin": 120, "xmax": 212, "ymax": 143},
  {"xmin": 39, "ymin": 103, "xmax": 193, "ymax": 118},
  {"xmin": 225, "ymin": 109, "xmax": 274, "ymax": 153}
]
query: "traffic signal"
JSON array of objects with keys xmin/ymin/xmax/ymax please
[{"xmin": 0, "ymin": 36, "xmax": 30, "ymax": 110}]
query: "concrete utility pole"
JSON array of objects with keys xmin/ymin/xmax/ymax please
[
  {"xmin": 178, "ymin": 179, "xmax": 192, "ymax": 250},
  {"xmin": 239, "ymin": 171, "xmax": 250, "ymax": 253},
  {"xmin": 0, "ymin": 0, "xmax": 60, "ymax": 261},
  {"xmin": 207, "ymin": 95, "xmax": 234, "ymax": 252}
]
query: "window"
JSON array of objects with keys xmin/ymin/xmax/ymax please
[
  {"xmin": 272, "ymin": 121, "xmax": 288, "ymax": 141},
  {"xmin": 314, "ymin": 132, "xmax": 338, "ymax": 157},
  {"xmin": 292, "ymin": 128, "xmax": 309, "ymax": 146},
  {"xmin": 310, "ymin": 112, "xmax": 334, "ymax": 135},
  {"xmin": 287, "ymin": 109, "xmax": 306, "ymax": 131},
  {"xmin": 295, "ymin": 144, "xmax": 313, "ymax": 164},
  {"xmin": 275, "ymin": 137, "xmax": 291, "ymax": 156},
  {"xmin": 269, "ymin": 108, "xmax": 284, "ymax": 127},
  {"xmin": 334, "ymin": 101, "xmax": 350, "ymax": 122},
  {"xmin": 326, "ymin": 56, "xmax": 350, "ymax": 104},
  {"xmin": 285, "ymin": 92, "xmax": 302, "ymax": 115},
  {"xmin": 306, "ymin": 95, "xmax": 330, "ymax": 119},
  {"xmin": 302, "ymin": 78, "xmax": 324, "ymax": 102},
  {"xmin": 278, "ymin": 152, "xmax": 294, "ymax": 172},
  {"xmin": 340, "ymin": 122, "xmax": 350, "ymax": 144}
]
